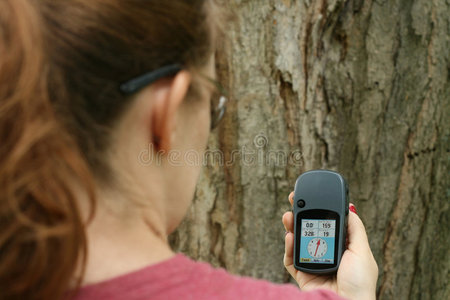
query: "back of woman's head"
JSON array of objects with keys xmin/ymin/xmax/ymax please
[{"xmin": 0, "ymin": 0, "xmax": 220, "ymax": 298}]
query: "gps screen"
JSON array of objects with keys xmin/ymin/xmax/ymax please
[{"xmin": 299, "ymin": 219, "xmax": 336, "ymax": 264}]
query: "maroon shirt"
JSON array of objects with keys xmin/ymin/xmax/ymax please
[{"xmin": 71, "ymin": 254, "xmax": 345, "ymax": 300}]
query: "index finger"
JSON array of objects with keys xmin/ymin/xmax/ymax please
[{"xmin": 347, "ymin": 205, "xmax": 371, "ymax": 254}]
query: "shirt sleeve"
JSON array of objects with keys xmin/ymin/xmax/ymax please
[
  {"xmin": 194, "ymin": 260, "xmax": 347, "ymax": 300},
  {"xmin": 224, "ymin": 273, "xmax": 347, "ymax": 300}
]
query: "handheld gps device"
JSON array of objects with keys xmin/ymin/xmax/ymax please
[{"xmin": 293, "ymin": 170, "xmax": 349, "ymax": 274}]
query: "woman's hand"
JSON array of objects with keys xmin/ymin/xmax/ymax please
[{"xmin": 282, "ymin": 192, "xmax": 378, "ymax": 300}]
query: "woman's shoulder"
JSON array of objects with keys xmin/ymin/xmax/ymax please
[
  {"xmin": 177, "ymin": 254, "xmax": 343, "ymax": 300},
  {"xmin": 70, "ymin": 253, "xmax": 343, "ymax": 300}
]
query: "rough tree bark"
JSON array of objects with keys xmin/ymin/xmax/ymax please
[{"xmin": 170, "ymin": 0, "xmax": 449, "ymax": 299}]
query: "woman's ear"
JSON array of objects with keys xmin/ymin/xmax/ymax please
[{"xmin": 150, "ymin": 71, "xmax": 191, "ymax": 152}]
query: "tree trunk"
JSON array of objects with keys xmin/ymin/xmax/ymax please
[{"xmin": 170, "ymin": 0, "xmax": 449, "ymax": 299}]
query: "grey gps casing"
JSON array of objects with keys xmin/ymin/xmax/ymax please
[{"xmin": 293, "ymin": 170, "xmax": 349, "ymax": 274}]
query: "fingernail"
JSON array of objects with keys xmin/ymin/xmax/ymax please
[{"xmin": 349, "ymin": 204, "xmax": 357, "ymax": 214}]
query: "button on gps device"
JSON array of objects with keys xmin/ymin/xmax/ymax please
[{"xmin": 293, "ymin": 170, "xmax": 349, "ymax": 274}]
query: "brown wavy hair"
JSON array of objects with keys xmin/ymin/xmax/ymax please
[{"xmin": 0, "ymin": 0, "xmax": 220, "ymax": 299}]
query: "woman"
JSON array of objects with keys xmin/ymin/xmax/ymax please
[{"xmin": 0, "ymin": 0, "xmax": 378, "ymax": 299}]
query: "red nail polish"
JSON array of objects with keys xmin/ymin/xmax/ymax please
[{"xmin": 349, "ymin": 204, "xmax": 357, "ymax": 214}]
